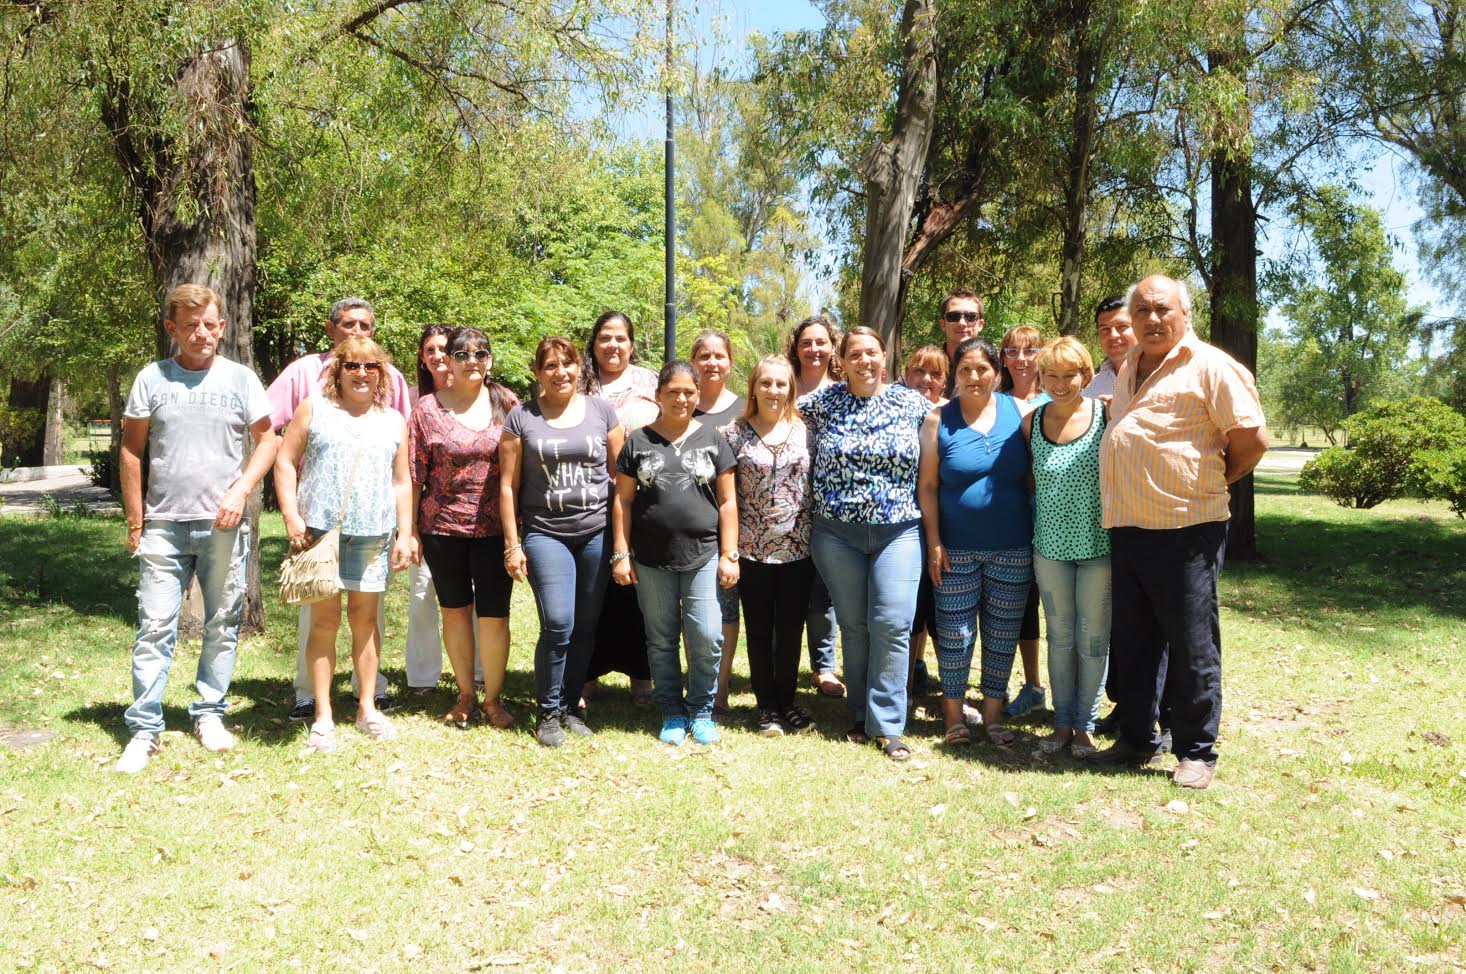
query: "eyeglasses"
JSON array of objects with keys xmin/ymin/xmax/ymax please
[
  {"xmin": 452, "ymin": 349, "xmax": 491, "ymax": 363},
  {"xmin": 1003, "ymin": 347, "xmax": 1039, "ymax": 359},
  {"xmin": 943, "ymin": 311, "xmax": 981, "ymax": 323},
  {"xmin": 341, "ymin": 361, "xmax": 382, "ymax": 373}
]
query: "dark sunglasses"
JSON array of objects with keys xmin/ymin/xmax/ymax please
[
  {"xmin": 341, "ymin": 361, "xmax": 382, "ymax": 373},
  {"xmin": 452, "ymin": 349, "xmax": 491, "ymax": 363},
  {"xmin": 943, "ymin": 310, "xmax": 981, "ymax": 323}
]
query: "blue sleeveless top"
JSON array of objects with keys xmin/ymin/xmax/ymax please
[{"xmin": 936, "ymin": 393, "xmax": 1032, "ymax": 551}]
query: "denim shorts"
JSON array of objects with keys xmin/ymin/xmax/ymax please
[{"xmin": 309, "ymin": 529, "xmax": 391, "ymax": 592}]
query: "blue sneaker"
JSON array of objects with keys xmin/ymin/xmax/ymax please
[
  {"xmin": 1004, "ymin": 682, "xmax": 1046, "ymax": 718},
  {"xmin": 690, "ymin": 718, "xmax": 720, "ymax": 745},
  {"xmin": 659, "ymin": 716, "xmax": 689, "ymax": 746}
]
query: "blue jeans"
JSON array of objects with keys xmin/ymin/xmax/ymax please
[
  {"xmin": 634, "ymin": 557, "xmax": 723, "ymax": 721},
  {"xmin": 125, "ymin": 519, "xmax": 249, "ymax": 738},
  {"xmin": 524, "ymin": 529, "xmax": 610, "ymax": 717},
  {"xmin": 805, "ymin": 566, "xmax": 838, "ymax": 674},
  {"xmin": 1034, "ymin": 552, "xmax": 1111, "ymax": 732},
  {"xmin": 810, "ymin": 516, "xmax": 921, "ymax": 738}
]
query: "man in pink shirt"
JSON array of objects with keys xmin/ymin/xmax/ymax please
[
  {"xmin": 1088, "ymin": 275, "xmax": 1268, "ymax": 790},
  {"xmin": 267, "ymin": 298, "xmax": 411, "ymax": 720}
]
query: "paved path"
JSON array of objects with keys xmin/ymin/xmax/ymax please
[
  {"xmin": 1255, "ymin": 448, "xmax": 1317, "ymax": 475},
  {"xmin": 0, "ymin": 465, "xmax": 120, "ymax": 516}
]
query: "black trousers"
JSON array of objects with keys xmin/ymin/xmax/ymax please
[
  {"xmin": 1109, "ymin": 521, "xmax": 1227, "ymax": 763},
  {"xmin": 738, "ymin": 557, "xmax": 815, "ymax": 711}
]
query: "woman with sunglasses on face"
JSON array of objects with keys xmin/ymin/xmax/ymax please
[
  {"xmin": 785, "ymin": 315, "xmax": 846, "ymax": 700},
  {"xmin": 800, "ymin": 327, "xmax": 930, "ymax": 762},
  {"xmin": 500, "ymin": 337, "xmax": 624, "ymax": 747},
  {"xmin": 611, "ymin": 361, "xmax": 739, "ymax": 747},
  {"xmin": 918, "ymin": 337, "xmax": 1036, "ymax": 748},
  {"xmin": 404, "ymin": 324, "xmax": 481, "ymax": 695},
  {"xmin": 275, "ymin": 337, "xmax": 415, "ymax": 752},
  {"xmin": 581, "ymin": 311, "xmax": 659, "ymax": 705},
  {"xmin": 997, "ymin": 325, "xmax": 1051, "ymax": 723},
  {"xmin": 409, "ymin": 327, "xmax": 519, "ymax": 730},
  {"xmin": 690, "ymin": 330, "xmax": 747, "ymax": 718},
  {"xmin": 723, "ymin": 355, "xmax": 817, "ymax": 736}
]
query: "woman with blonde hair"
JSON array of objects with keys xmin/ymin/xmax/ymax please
[
  {"xmin": 723, "ymin": 355, "xmax": 818, "ymax": 735},
  {"xmin": 275, "ymin": 336, "xmax": 415, "ymax": 751},
  {"xmin": 1023, "ymin": 336, "xmax": 1110, "ymax": 755},
  {"xmin": 997, "ymin": 324, "xmax": 1051, "ymax": 721}
]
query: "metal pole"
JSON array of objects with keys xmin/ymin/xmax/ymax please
[{"xmin": 663, "ymin": 0, "xmax": 676, "ymax": 364}]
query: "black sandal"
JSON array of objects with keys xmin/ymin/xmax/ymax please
[
  {"xmin": 845, "ymin": 723, "xmax": 870, "ymax": 745},
  {"xmin": 875, "ymin": 735, "xmax": 912, "ymax": 762}
]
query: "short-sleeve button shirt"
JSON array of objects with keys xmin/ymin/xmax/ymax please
[{"xmin": 1100, "ymin": 328, "xmax": 1265, "ymax": 530}]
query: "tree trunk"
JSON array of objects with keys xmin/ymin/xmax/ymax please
[
  {"xmin": 859, "ymin": 0, "xmax": 938, "ymax": 375},
  {"xmin": 106, "ymin": 366, "xmax": 124, "ymax": 494},
  {"xmin": 43, "ymin": 380, "xmax": 66, "ymax": 465},
  {"xmin": 1208, "ymin": 116, "xmax": 1260, "ymax": 561},
  {"xmin": 4, "ymin": 375, "xmax": 51, "ymax": 467},
  {"xmin": 105, "ymin": 38, "xmax": 264, "ymax": 633},
  {"xmin": 1057, "ymin": 3, "xmax": 1100, "ymax": 337}
]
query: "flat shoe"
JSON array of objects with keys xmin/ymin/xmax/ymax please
[
  {"xmin": 307, "ymin": 721, "xmax": 336, "ymax": 753},
  {"xmin": 444, "ymin": 701, "xmax": 480, "ymax": 729},
  {"xmin": 813, "ymin": 672, "xmax": 846, "ymax": 698},
  {"xmin": 354, "ymin": 715, "xmax": 397, "ymax": 741},
  {"xmin": 481, "ymin": 700, "xmax": 515, "ymax": 729}
]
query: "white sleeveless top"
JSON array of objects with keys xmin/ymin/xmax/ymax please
[{"xmin": 298, "ymin": 400, "xmax": 403, "ymax": 537}]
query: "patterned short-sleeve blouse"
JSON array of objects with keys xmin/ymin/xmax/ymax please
[
  {"xmin": 409, "ymin": 391, "xmax": 519, "ymax": 538},
  {"xmin": 798, "ymin": 382, "xmax": 930, "ymax": 525},
  {"xmin": 723, "ymin": 418, "xmax": 812, "ymax": 563}
]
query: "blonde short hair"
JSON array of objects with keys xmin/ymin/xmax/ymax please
[
  {"xmin": 1036, "ymin": 336, "xmax": 1095, "ymax": 384},
  {"xmin": 165, "ymin": 284, "xmax": 221, "ymax": 322},
  {"xmin": 903, "ymin": 344, "xmax": 948, "ymax": 381},
  {"xmin": 323, "ymin": 336, "xmax": 394, "ymax": 409}
]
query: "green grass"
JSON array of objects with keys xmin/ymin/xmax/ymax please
[{"xmin": 1, "ymin": 474, "xmax": 1464, "ymax": 973}]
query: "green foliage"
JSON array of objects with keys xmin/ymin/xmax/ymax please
[
  {"xmin": 1412, "ymin": 446, "xmax": 1466, "ymax": 519},
  {"xmin": 1299, "ymin": 396, "xmax": 1466, "ymax": 509}
]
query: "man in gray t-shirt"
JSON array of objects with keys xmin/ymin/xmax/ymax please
[{"xmin": 115, "ymin": 284, "xmax": 277, "ymax": 775}]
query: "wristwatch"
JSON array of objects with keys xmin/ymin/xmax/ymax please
[{"xmin": 722, "ymin": 550, "xmax": 740, "ymax": 562}]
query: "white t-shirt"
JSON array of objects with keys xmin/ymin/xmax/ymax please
[{"xmin": 124, "ymin": 356, "xmax": 271, "ymax": 521}]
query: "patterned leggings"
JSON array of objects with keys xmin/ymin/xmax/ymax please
[{"xmin": 934, "ymin": 546, "xmax": 1033, "ymax": 699}]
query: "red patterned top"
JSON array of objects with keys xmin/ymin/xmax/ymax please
[{"xmin": 409, "ymin": 392, "xmax": 518, "ymax": 537}]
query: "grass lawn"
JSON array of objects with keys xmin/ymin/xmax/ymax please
[{"xmin": 1, "ymin": 473, "xmax": 1463, "ymax": 973}]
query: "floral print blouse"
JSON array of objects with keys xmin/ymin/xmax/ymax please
[
  {"xmin": 798, "ymin": 382, "xmax": 930, "ymax": 525},
  {"xmin": 409, "ymin": 391, "xmax": 519, "ymax": 537},
  {"xmin": 723, "ymin": 418, "xmax": 813, "ymax": 564}
]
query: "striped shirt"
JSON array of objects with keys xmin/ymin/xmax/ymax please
[{"xmin": 1100, "ymin": 328, "xmax": 1264, "ymax": 530}]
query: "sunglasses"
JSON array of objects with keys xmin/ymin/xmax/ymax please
[
  {"xmin": 944, "ymin": 311, "xmax": 981, "ymax": 323},
  {"xmin": 452, "ymin": 349, "xmax": 491, "ymax": 363},
  {"xmin": 341, "ymin": 361, "xmax": 382, "ymax": 373},
  {"xmin": 1003, "ymin": 347, "xmax": 1040, "ymax": 359}
]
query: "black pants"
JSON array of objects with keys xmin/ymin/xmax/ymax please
[
  {"xmin": 738, "ymin": 557, "xmax": 815, "ymax": 711},
  {"xmin": 1109, "ymin": 521, "xmax": 1227, "ymax": 763}
]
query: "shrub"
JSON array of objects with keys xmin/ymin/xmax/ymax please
[
  {"xmin": 1298, "ymin": 396, "xmax": 1466, "ymax": 509},
  {"xmin": 1413, "ymin": 446, "xmax": 1466, "ymax": 519},
  {"xmin": 85, "ymin": 448, "xmax": 114, "ymax": 491}
]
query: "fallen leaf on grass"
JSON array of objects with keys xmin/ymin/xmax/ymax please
[
  {"xmin": 1092, "ymin": 883, "xmax": 1117, "ymax": 894},
  {"xmin": 402, "ymin": 944, "xmax": 421, "ymax": 959},
  {"xmin": 1003, "ymin": 792, "xmax": 1020, "ymax": 808},
  {"xmin": 759, "ymin": 892, "xmax": 788, "ymax": 913},
  {"xmin": 1165, "ymin": 799, "xmax": 1190, "ymax": 815},
  {"xmin": 142, "ymin": 927, "xmax": 158, "ymax": 942},
  {"xmin": 1352, "ymin": 887, "xmax": 1380, "ymax": 901},
  {"xmin": 1304, "ymin": 889, "xmax": 1316, "ymax": 906},
  {"xmin": 605, "ymin": 884, "xmax": 632, "ymax": 897},
  {"xmin": 346, "ymin": 929, "xmax": 367, "ymax": 942},
  {"xmin": 459, "ymin": 841, "xmax": 475, "ymax": 853},
  {"xmin": 929, "ymin": 803, "xmax": 946, "ymax": 818}
]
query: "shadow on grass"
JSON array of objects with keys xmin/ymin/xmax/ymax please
[
  {"xmin": 0, "ymin": 517, "xmax": 135, "ymax": 622},
  {"xmin": 1236, "ymin": 504, "xmax": 1466, "ymax": 623}
]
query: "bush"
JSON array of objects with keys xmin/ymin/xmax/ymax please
[
  {"xmin": 1299, "ymin": 396, "xmax": 1466, "ymax": 509},
  {"xmin": 1413, "ymin": 446, "xmax": 1466, "ymax": 519},
  {"xmin": 85, "ymin": 448, "xmax": 114, "ymax": 491}
]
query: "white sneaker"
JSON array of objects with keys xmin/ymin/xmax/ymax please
[
  {"xmin": 115, "ymin": 735, "xmax": 159, "ymax": 774},
  {"xmin": 195, "ymin": 718, "xmax": 235, "ymax": 753}
]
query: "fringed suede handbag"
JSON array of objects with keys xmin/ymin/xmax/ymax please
[{"xmin": 277, "ymin": 445, "xmax": 362, "ymax": 606}]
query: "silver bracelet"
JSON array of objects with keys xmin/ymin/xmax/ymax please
[
  {"xmin": 502, "ymin": 543, "xmax": 524, "ymax": 560},
  {"xmin": 609, "ymin": 550, "xmax": 631, "ymax": 564}
]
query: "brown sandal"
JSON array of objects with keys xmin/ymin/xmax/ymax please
[
  {"xmin": 481, "ymin": 699, "xmax": 515, "ymax": 729},
  {"xmin": 444, "ymin": 698, "xmax": 480, "ymax": 729},
  {"xmin": 944, "ymin": 723, "xmax": 972, "ymax": 746}
]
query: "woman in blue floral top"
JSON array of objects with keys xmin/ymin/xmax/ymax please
[{"xmin": 799, "ymin": 326, "xmax": 930, "ymax": 761}]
